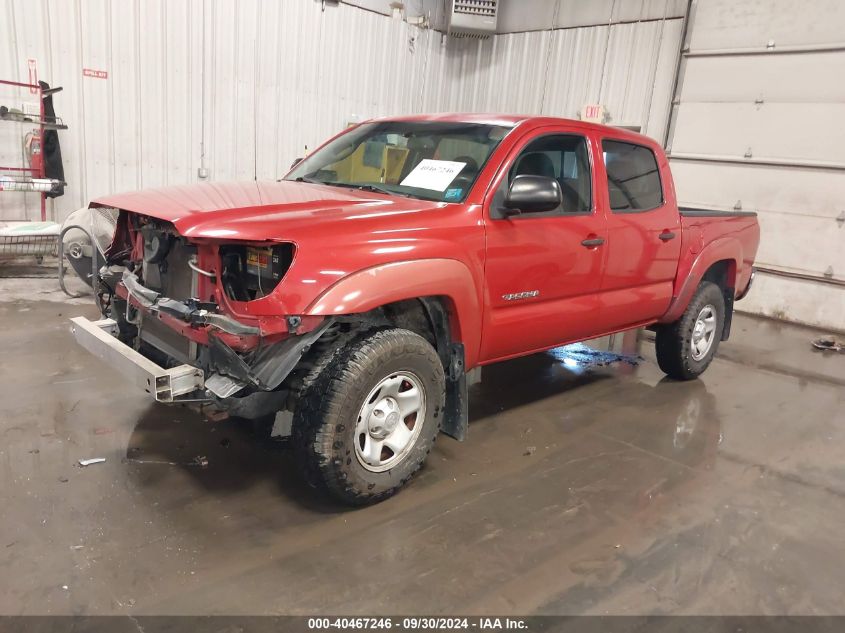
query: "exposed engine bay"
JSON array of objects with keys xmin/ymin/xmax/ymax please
[
  {"xmin": 107, "ymin": 213, "xmax": 293, "ymax": 304},
  {"xmin": 93, "ymin": 209, "xmax": 321, "ymax": 419},
  {"xmin": 220, "ymin": 243, "xmax": 294, "ymax": 302}
]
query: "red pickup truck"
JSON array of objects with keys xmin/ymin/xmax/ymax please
[{"xmin": 71, "ymin": 114, "xmax": 759, "ymax": 504}]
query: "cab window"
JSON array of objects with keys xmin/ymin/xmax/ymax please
[
  {"xmin": 506, "ymin": 135, "xmax": 592, "ymax": 214},
  {"xmin": 602, "ymin": 140, "xmax": 663, "ymax": 212}
]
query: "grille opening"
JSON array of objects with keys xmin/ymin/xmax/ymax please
[
  {"xmin": 220, "ymin": 243, "xmax": 294, "ymax": 301},
  {"xmin": 134, "ymin": 218, "xmax": 194, "ymax": 298},
  {"xmin": 453, "ymin": 0, "xmax": 497, "ymax": 17}
]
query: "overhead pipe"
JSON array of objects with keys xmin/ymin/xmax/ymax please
[
  {"xmin": 686, "ymin": 42, "xmax": 845, "ymax": 57},
  {"xmin": 756, "ymin": 266, "xmax": 845, "ymax": 289}
]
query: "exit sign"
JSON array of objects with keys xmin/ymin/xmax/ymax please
[{"xmin": 580, "ymin": 104, "xmax": 605, "ymax": 123}]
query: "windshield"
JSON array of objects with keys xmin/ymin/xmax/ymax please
[{"xmin": 285, "ymin": 121, "xmax": 512, "ymax": 202}]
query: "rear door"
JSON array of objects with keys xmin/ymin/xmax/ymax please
[
  {"xmin": 480, "ymin": 128, "xmax": 609, "ymax": 362},
  {"xmin": 598, "ymin": 139, "xmax": 681, "ymax": 328}
]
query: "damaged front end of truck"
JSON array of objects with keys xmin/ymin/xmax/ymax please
[{"xmin": 71, "ymin": 208, "xmax": 332, "ymax": 420}]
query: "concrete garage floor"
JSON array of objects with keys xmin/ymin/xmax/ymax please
[{"xmin": 1, "ymin": 281, "xmax": 844, "ymax": 616}]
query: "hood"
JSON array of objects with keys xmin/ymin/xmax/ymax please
[{"xmin": 91, "ymin": 180, "xmax": 445, "ymax": 241}]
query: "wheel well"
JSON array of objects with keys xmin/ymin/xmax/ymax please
[
  {"xmin": 350, "ymin": 297, "xmax": 467, "ymax": 441},
  {"xmin": 378, "ymin": 297, "xmax": 454, "ymax": 368},
  {"xmin": 700, "ymin": 259, "xmax": 736, "ymax": 341},
  {"xmin": 381, "ymin": 299, "xmax": 438, "ymax": 344},
  {"xmin": 701, "ymin": 259, "xmax": 736, "ymax": 292},
  {"xmin": 326, "ymin": 296, "xmax": 457, "ymax": 370}
]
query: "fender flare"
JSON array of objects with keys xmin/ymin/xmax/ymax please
[
  {"xmin": 660, "ymin": 237, "xmax": 743, "ymax": 324},
  {"xmin": 304, "ymin": 258, "xmax": 482, "ymax": 368}
]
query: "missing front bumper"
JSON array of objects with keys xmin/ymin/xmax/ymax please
[{"xmin": 70, "ymin": 316, "xmax": 205, "ymax": 402}]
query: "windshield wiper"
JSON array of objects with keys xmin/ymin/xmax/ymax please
[
  {"xmin": 354, "ymin": 184, "xmax": 412, "ymax": 198},
  {"xmin": 297, "ymin": 179, "xmax": 413, "ymax": 198}
]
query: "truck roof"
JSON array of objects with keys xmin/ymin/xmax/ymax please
[{"xmin": 367, "ymin": 113, "xmax": 658, "ymax": 147}]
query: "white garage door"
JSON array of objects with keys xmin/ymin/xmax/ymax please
[{"xmin": 667, "ymin": 0, "xmax": 845, "ymax": 330}]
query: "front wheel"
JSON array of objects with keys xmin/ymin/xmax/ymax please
[
  {"xmin": 292, "ymin": 328, "xmax": 445, "ymax": 505},
  {"xmin": 655, "ymin": 281, "xmax": 725, "ymax": 380}
]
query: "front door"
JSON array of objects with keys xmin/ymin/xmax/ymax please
[{"xmin": 480, "ymin": 130, "xmax": 609, "ymax": 363}]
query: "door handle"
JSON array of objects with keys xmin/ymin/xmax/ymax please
[
  {"xmin": 581, "ymin": 237, "xmax": 605, "ymax": 247},
  {"xmin": 659, "ymin": 231, "xmax": 676, "ymax": 241}
]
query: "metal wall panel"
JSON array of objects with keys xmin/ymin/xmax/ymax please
[
  {"xmin": 419, "ymin": 30, "xmax": 552, "ymax": 114},
  {"xmin": 680, "ymin": 51, "xmax": 845, "ymax": 103},
  {"xmin": 498, "ymin": 0, "xmax": 560, "ymax": 32},
  {"xmin": 670, "ymin": 160, "xmax": 845, "ymax": 218},
  {"xmin": 541, "ymin": 26, "xmax": 610, "ymax": 118},
  {"xmin": 0, "ymin": 0, "xmax": 682, "ymax": 224},
  {"xmin": 599, "ymin": 19, "xmax": 681, "ymax": 136},
  {"xmin": 672, "ymin": 102, "xmax": 845, "ymax": 164},
  {"xmin": 668, "ymin": 0, "xmax": 845, "ymax": 330},
  {"xmin": 343, "ymin": 0, "xmax": 687, "ymax": 34},
  {"xmin": 671, "ymin": 163, "xmax": 845, "ymax": 285},
  {"xmin": 555, "ymin": 0, "xmax": 686, "ymax": 29},
  {"xmin": 421, "ymin": 18, "xmax": 682, "ymax": 138},
  {"xmin": 0, "ymin": 0, "xmax": 206, "ymax": 221},
  {"xmin": 750, "ymin": 213, "xmax": 845, "ymax": 278},
  {"xmin": 688, "ymin": 0, "xmax": 845, "ymax": 50},
  {"xmin": 646, "ymin": 16, "xmax": 684, "ymax": 140},
  {"xmin": 538, "ymin": 18, "xmax": 683, "ymax": 141},
  {"xmin": 0, "ymin": 0, "xmax": 426, "ymax": 220},
  {"xmin": 739, "ymin": 273, "xmax": 845, "ymax": 329}
]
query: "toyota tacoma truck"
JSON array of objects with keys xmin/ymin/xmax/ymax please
[{"xmin": 70, "ymin": 114, "xmax": 759, "ymax": 504}]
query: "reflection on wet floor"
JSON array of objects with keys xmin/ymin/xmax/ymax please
[
  {"xmin": 548, "ymin": 342, "xmax": 641, "ymax": 372},
  {"xmin": 1, "ymin": 301, "xmax": 844, "ymax": 616}
]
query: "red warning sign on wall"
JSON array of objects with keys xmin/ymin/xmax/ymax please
[{"xmin": 83, "ymin": 68, "xmax": 108, "ymax": 79}]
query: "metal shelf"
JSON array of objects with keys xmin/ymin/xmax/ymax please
[
  {"xmin": 0, "ymin": 113, "xmax": 68, "ymax": 130},
  {"xmin": 0, "ymin": 221, "xmax": 60, "ymax": 258},
  {"xmin": 0, "ymin": 79, "xmax": 68, "ymax": 221},
  {"xmin": 0, "ymin": 175, "xmax": 65, "ymax": 193}
]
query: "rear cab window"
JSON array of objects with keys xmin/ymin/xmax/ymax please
[{"xmin": 602, "ymin": 140, "xmax": 663, "ymax": 212}]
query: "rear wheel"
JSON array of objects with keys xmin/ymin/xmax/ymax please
[
  {"xmin": 656, "ymin": 281, "xmax": 725, "ymax": 380},
  {"xmin": 292, "ymin": 328, "xmax": 445, "ymax": 505}
]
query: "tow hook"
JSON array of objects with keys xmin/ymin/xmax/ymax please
[{"xmin": 286, "ymin": 315, "xmax": 302, "ymax": 333}]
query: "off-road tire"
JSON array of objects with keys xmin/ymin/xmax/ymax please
[
  {"xmin": 655, "ymin": 281, "xmax": 725, "ymax": 380},
  {"xmin": 292, "ymin": 328, "xmax": 445, "ymax": 506}
]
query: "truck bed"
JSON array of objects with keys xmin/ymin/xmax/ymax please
[{"xmin": 674, "ymin": 206, "xmax": 761, "ymax": 315}]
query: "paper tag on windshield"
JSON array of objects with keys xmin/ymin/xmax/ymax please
[{"xmin": 400, "ymin": 159, "xmax": 466, "ymax": 191}]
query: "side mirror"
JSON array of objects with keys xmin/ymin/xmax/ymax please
[
  {"xmin": 504, "ymin": 175, "xmax": 562, "ymax": 215},
  {"xmin": 290, "ymin": 157, "xmax": 303, "ymax": 169}
]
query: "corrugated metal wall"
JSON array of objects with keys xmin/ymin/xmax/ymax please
[
  {"xmin": 667, "ymin": 0, "xmax": 845, "ymax": 329},
  {"xmin": 418, "ymin": 16, "xmax": 683, "ymax": 139},
  {"xmin": 342, "ymin": 0, "xmax": 688, "ymax": 33},
  {"xmin": 0, "ymin": 0, "xmax": 681, "ymax": 223},
  {"xmin": 499, "ymin": 0, "xmax": 686, "ymax": 32}
]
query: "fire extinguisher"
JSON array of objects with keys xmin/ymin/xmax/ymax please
[{"xmin": 25, "ymin": 131, "xmax": 43, "ymax": 174}]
